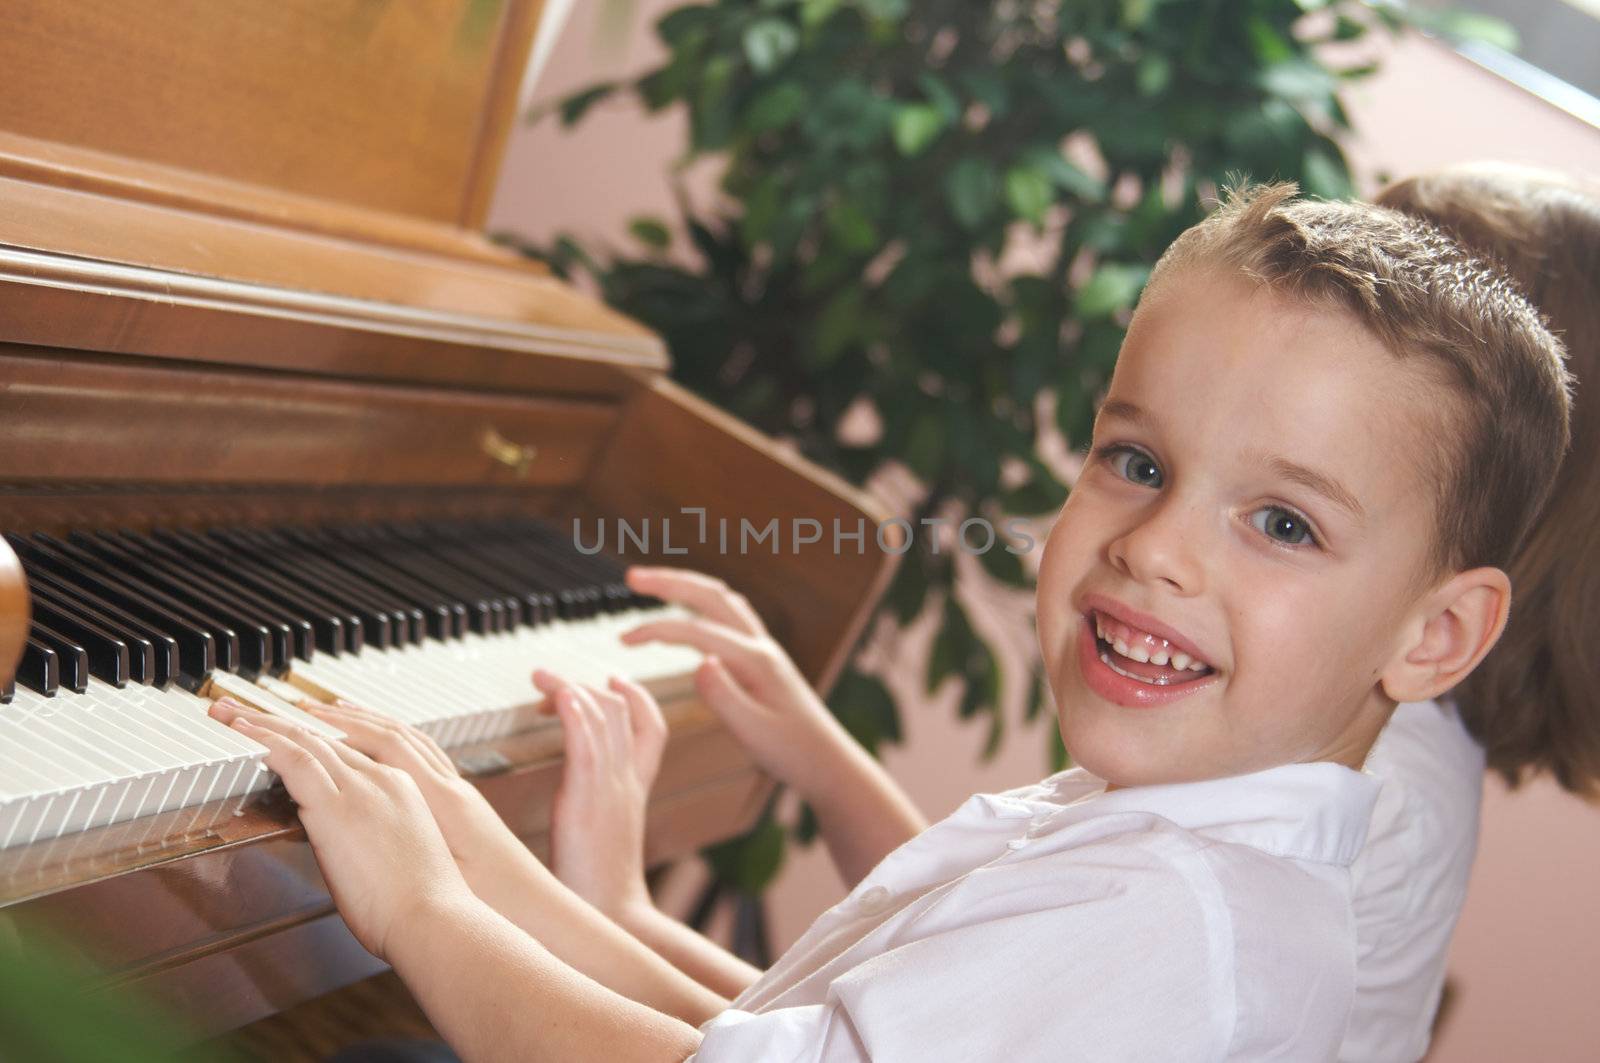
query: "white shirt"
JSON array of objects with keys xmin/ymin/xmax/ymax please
[
  {"xmin": 1343, "ymin": 700, "xmax": 1484, "ymax": 1062},
  {"xmin": 690, "ymin": 762, "xmax": 1380, "ymax": 1062}
]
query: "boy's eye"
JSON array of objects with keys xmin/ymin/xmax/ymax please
[
  {"xmin": 1251, "ymin": 505, "xmax": 1316, "ymax": 547},
  {"xmin": 1105, "ymin": 446, "xmax": 1163, "ymax": 488}
]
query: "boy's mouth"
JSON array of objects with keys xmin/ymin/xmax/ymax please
[{"xmin": 1091, "ymin": 611, "xmax": 1215, "ymax": 686}]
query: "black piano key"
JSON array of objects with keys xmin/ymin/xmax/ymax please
[
  {"xmin": 278, "ymin": 528, "xmax": 427, "ymax": 645},
  {"xmin": 417, "ymin": 532, "xmax": 549, "ymax": 627},
  {"xmin": 262, "ymin": 527, "xmax": 419, "ymax": 642},
  {"xmin": 205, "ymin": 527, "xmax": 373, "ymax": 652},
  {"xmin": 11, "ymin": 534, "xmax": 217, "ymax": 687},
  {"xmin": 18, "ymin": 636, "xmax": 59, "ymax": 696},
  {"xmin": 347, "ymin": 528, "xmax": 496, "ymax": 633},
  {"xmin": 319, "ymin": 525, "xmax": 485, "ymax": 636},
  {"xmin": 124, "ymin": 530, "xmax": 312, "ymax": 666},
  {"xmin": 294, "ymin": 527, "xmax": 462, "ymax": 641},
  {"xmin": 360, "ymin": 526, "xmax": 508, "ymax": 634},
  {"xmin": 155, "ymin": 529, "xmax": 342, "ymax": 657},
  {"xmin": 72, "ymin": 532, "xmax": 272, "ymax": 676},
  {"xmin": 216, "ymin": 529, "xmax": 391, "ymax": 650},
  {"xmin": 29, "ymin": 584, "xmax": 131, "ymax": 688},
  {"xmin": 415, "ymin": 528, "xmax": 530, "ymax": 627},
  {"xmin": 31, "ymin": 532, "xmax": 237, "ymax": 677},
  {"xmin": 29, "ymin": 621, "xmax": 90, "ymax": 694},
  {"xmin": 24, "ymin": 566, "xmax": 170, "ymax": 687}
]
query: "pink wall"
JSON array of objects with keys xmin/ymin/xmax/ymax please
[{"xmin": 490, "ymin": 14, "xmax": 1600, "ymax": 1061}]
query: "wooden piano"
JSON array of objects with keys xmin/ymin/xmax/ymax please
[{"xmin": 0, "ymin": 0, "xmax": 893, "ymax": 1048}]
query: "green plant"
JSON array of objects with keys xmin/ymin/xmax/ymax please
[{"xmin": 518, "ymin": 0, "xmax": 1508, "ymax": 942}]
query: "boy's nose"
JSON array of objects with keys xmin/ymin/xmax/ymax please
[{"xmin": 1107, "ymin": 496, "xmax": 1205, "ymax": 595}]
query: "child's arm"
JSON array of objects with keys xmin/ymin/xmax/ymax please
[
  {"xmin": 208, "ymin": 698, "xmax": 728, "ymax": 1031},
  {"xmin": 623, "ymin": 566, "xmax": 928, "ymax": 887},
  {"xmin": 531, "ymin": 668, "xmax": 763, "ymax": 1000}
]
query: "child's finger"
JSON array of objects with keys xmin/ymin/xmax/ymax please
[
  {"xmin": 307, "ymin": 702, "xmax": 441, "ymax": 778},
  {"xmin": 609, "ymin": 675, "xmax": 668, "ymax": 749},
  {"xmin": 532, "ymin": 667, "xmax": 578, "ymax": 716},
  {"xmin": 564, "ymin": 684, "xmax": 617, "ymax": 770},
  {"xmin": 553, "ymin": 686, "xmax": 598, "ymax": 771},
  {"xmin": 583, "ymin": 684, "xmax": 634, "ymax": 763},
  {"xmin": 624, "ymin": 567, "xmax": 765, "ymax": 636},
  {"xmin": 695, "ymin": 655, "xmax": 767, "ymax": 727},
  {"xmin": 618, "ymin": 618, "xmax": 763, "ymax": 675},
  {"xmin": 231, "ymin": 715, "xmax": 341, "ymax": 803},
  {"xmin": 308, "ymin": 698, "xmax": 456, "ymax": 778}
]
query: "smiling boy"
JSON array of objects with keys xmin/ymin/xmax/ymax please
[
  {"xmin": 210, "ymin": 184, "xmax": 1571, "ymax": 1061},
  {"xmin": 1039, "ymin": 185, "xmax": 1568, "ymax": 795}
]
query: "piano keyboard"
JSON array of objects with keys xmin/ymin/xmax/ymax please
[{"xmin": 0, "ymin": 519, "xmax": 700, "ymax": 850}]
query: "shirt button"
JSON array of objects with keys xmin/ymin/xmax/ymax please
[
  {"xmin": 1006, "ymin": 837, "xmax": 1028, "ymax": 851},
  {"xmin": 856, "ymin": 884, "xmax": 893, "ymax": 916}
]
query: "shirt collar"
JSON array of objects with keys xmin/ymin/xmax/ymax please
[{"xmin": 1035, "ymin": 762, "xmax": 1381, "ymax": 867}]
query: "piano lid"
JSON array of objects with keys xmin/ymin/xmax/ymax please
[{"xmin": 0, "ymin": 0, "xmax": 664, "ymax": 394}]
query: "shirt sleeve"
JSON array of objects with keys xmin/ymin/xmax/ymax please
[{"xmin": 691, "ymin": 826, "xmax": 1235, "ymax": 1063}]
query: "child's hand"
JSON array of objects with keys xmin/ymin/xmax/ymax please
[
  {"xmin": 621, "ymin": 566, "xmax": 850, "ymax": 799},
  {"xmin": 288, "ymin": 698, "xmax": 532, "ymax": 892},
  {"xmin": 208, "ymin": 699, "xmax": 473, "ymax": 962},
  {"xmin": 533, "ymin": 669, "xmax": 668, "ymax": 920}
]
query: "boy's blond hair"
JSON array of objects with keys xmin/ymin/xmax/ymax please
[
  {"xmin": 1380, "ymin": 164, "xmax": 1600, "ymax": 796},
  {"xmin": 1144, "ymin": 182, "xmax": 1572, "ymax": 579}
]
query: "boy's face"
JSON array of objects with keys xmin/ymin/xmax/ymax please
[{"xmin": 1036, "ymin": 268, "xmax": 1447, "ymax": 786}]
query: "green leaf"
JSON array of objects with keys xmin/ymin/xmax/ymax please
[
  {"xmin": 1048, "ymin": 723, "xmax": 1070, "ymax": 773},
  {"xmin": 628, "ymin": 217, "xmax": 672, "ymax": 250},
  {"xmin": 746, "ymin": 81, "xmax": 808, "ymax": 132},
  {"xmin": 1029, "ymin": 149, "xmax": 1105, "ymax": 202},
  {"xmin": 1004, "ymin": 165, "xmax": 1055, "ymax": 225},
  {"xmin": 945, "ymin": 157, "xmax": 999, "ymax": 230},
  {"xmin": 1302, "ymin": 145, "xmax": 1354, "ymax": 200},
  {"xmin": 557, "ymin": 82, "xmax": 618, "ymax": 127},
  {"xmin": 1025, "ymin": 669, "xmax": 1051, "ymax": 722},
  {"xmin": 1333, "ymin": 14, "xmax": 1368, "ymax": 42},
  {"xmin": 704, "ymin": 814, "xmax": 786, "ymax": 895},
  {"xmin": 893, "ymin": 103, "xmax": 947, "ymax": 157},
  {"xmin": 801, "ymin": 0, "xmax": 845, "ymax": 28},
  {"xmin": 927, "ymin": 596, "xmax": 976, "ymax": 692},
  {"xmin": 1408, "ymin": 10, "xmax": 1518, "ymax": 51},
  {"xmin": 1260, "ymin": 59, "xmax": 1338, "ymax": 103},
  {"xmin": 656, "ymin": 6, "xmax": 714, "ymax": 47},
  {"xmin": 1076, "ymin": 263, "xmax": 1150, "ymax": 318},
  {"xmin": 860, "ymin": 0, "xmax": 909, "ymax": 21},
  {"xmin": 1001, "ymin": 473, "xmax": 1068, "ymax": 515},
  {"xmin": 904, "ymin": 410, "xmax": 947, "ymax": 480},
  {"xmin": 794, "ymin": 801, "xmax": 819, "ymax": 845},
  {"xmin": 830, "ymin": 669, "xmax": 902, "ymax": 754},
  {"xmin": 976, "ymin": 538, "xmax": 1028, "ymax": 587},
  {"xmin": 826, "ymin": 198, "xmax": 880, "ymax": 253},
  {"xmin": 887, "ymin": 557, "xmax": 927, "ymax": 624},
  {"xmin": 812, "ymin": 287, "xmax": 867, "ymax": 367},
  {"xmin": 1120, "ymin": 0, "xmax": 1155, "ymax": 30},
  {"xmin": 960, "ymin": 69, "xmax": 1011, "ymax": 116},
  {"xmin": 1136, "ymin": 53, "xmax": 1172, "ymax": 96},
  {"xmin": 1246, "ymin": 16, "xmax": 1296, "ymax": 66},
  {"xmin": 917, "ymin": 73, "xmax": 962, "ymax": 122},
  {"xmin": 743, "ymin": 18, "xmax": 800, "ymax": 74}
]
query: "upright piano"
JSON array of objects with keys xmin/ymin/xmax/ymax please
[{"xmin": 0, "ymin": 0, "xmax": 893, "ymax": 1044}]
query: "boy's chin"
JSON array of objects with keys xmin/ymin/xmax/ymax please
[{"xmin": 1057, "ymin": 709, "xmax": 1237, "ymax": 789}]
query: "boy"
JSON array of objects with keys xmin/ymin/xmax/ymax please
[{"xmin": 212, "ymin": 183, "xmax": 1570, "ymax": 1061}]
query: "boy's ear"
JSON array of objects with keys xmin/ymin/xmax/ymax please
[{"xmin": 1380, "ymin": 566, "xmax": 1511, "ymax": 704}]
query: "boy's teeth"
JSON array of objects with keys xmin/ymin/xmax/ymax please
[{"xmin": 1093, "ymin": 610, "xmax": 1213, "ymax": 672}]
